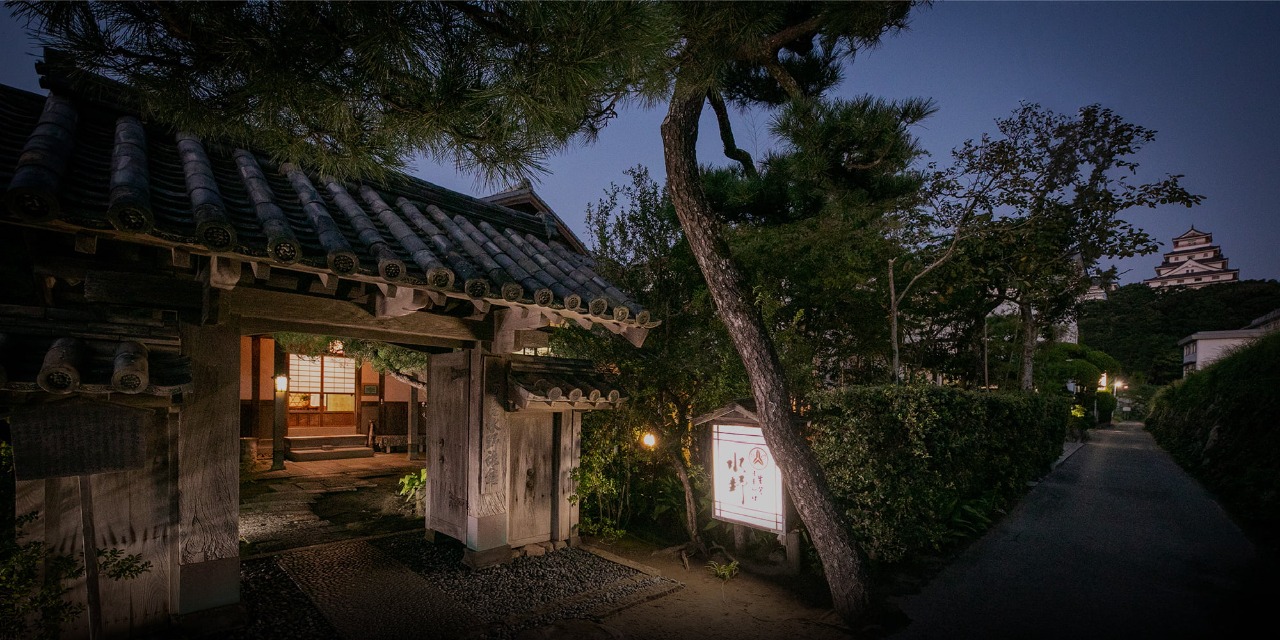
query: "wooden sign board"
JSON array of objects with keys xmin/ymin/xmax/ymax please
[
  {"xmin": 10, "ymin": 399, "xmax": 149, "ymax": 480},
  {"xmin": 711, "ymin": 422, "xmax": 787, "ymax": 534}
]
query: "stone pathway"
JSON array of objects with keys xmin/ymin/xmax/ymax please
[
  {"xmin": 240, "ymin": 454, "xmax": 421, "ymax": 556},
  {"xmin": 888, "ymin": 422, "xmax": 1259, "ymax": 638},
  {"xmin": 277, "ymin": 539, "xmax": 481, "ymax": 640}
]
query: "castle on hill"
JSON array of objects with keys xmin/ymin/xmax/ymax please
[{"xmin": 1143, "ymin": 227, "xmax": 1239, "ymax": 289}]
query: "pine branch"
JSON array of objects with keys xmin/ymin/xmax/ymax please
[{"xmin": 707, "ymin": 90, "xmax": 758, "ymax": 179}]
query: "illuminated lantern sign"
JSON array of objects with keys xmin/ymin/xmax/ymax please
[{"xmin": 712, "ymin": 423, "xmax": 786, "ymax": 534}]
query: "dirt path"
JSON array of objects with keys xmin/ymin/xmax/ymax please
[{"xmin": 589, "ymin": 537, "xmax": 855, "ymax": 640}]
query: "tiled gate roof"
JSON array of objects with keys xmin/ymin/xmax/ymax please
[{"xmin": 0, "ymin": 83, "xmax": 654, "ymax": 333}]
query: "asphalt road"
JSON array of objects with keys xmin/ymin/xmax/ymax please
[{"xmin": 889, "ymin": 422, "xmax": 1266, "ymax": 639}]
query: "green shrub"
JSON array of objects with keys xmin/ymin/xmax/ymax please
[
  {"xmin": 808, "ymin": 386, "xmax": 1067, "ymax": 564},
  {"xmin": 398, "ymin": 469, "xmax": 427, "ymax": 516},
  {"xmin": 1095, "ymin": 391, "xmax": 1117, "ymax": 424},
  {"xmin": 1146, "ymin": 332, "xmax": 1280, "ymax": 532}
]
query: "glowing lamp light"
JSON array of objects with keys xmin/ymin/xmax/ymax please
[
  {"xmin": 641, "ymin": 432, "xmax": 657, "ymax": 449},
  {"xmin": 274, "ymin": 375, "xmax": 289, "ymax": 393}
]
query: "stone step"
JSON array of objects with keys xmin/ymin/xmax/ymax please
[
  {"xmin": 289, "ymin": 426, "xmax": 361, "ymax": 438},
  {"xmin": 285, "ymin": 446, "xmax": 375, "ymax": 462},
  {"xmin": 286, "ymin": 434, "xmax": 369, "ymax": 450}
]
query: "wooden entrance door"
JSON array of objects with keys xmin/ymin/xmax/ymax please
[
  {"xmin": 508, "ymin": 413, "xmax": 554, "ymax": 547},
  {"xmin": 427, "ymin": 351, "xmax": 469, "ymax": 542}
]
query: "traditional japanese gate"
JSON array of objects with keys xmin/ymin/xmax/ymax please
[{"xmin": 1, "ymin": 54, "xmax": 651, "ymax": 638}]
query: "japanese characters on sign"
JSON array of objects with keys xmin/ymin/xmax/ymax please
[{"xmin": 712, "ymin": 423, "xmax": 785, "ymax": 534}]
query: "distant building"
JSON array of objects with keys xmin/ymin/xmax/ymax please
[
  {"xmin": 1144, "ymin": 227, "xmax": 1239, "ymax": 289},
  {"xmin": 1178, "ymin": 308, "xmax": 1280, "ymax": 376}
]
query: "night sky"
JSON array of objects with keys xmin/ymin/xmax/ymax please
[{"xmin": 3, "ymin": 2, "xmax": 1276, "ymax": 284}]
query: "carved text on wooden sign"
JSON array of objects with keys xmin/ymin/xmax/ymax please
[{"xmin": 10, "ymin": 399, "xmax": 149, "ymax": 480}]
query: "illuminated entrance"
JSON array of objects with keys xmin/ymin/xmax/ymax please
[{"xmin": 287, "ymin": 353, "xmax": 357, "ymax": 434}]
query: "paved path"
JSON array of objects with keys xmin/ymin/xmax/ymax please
[
  {"xmin": 278, "ymin": 540, "xmax": 481, "ymax": 640},
  {"xmin": 889, "ymin": 422, "xmax": 1260, "ymax": 639}
]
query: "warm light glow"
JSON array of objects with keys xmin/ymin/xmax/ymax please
[
  {"xmin": 274, "ymin": 375, "xmax": 289, "ymax": 393},
  {"xmin": 641, "ymin": 432, "xmax": 657, "ymax": 449}
]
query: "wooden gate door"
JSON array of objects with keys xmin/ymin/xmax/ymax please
[
  {"xmin": 427, "ymin": 351, "xmax": 469, "ymax": 541},
  {"xmin": 507, "ymin": 414, "xmax": 553, "ymax": 547}
]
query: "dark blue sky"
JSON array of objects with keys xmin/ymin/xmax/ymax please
[{"xmin": 3, "ymin": 2, "xmax": 1277, "ymax": 284}]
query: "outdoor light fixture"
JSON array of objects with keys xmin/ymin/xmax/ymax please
[
  {"xmin": 274, "ymin": 375, "xmax": 289, "ymax": 393},
  {"xmin": 641, "ymin": 432, "xmax": 657, "ymax": 449}
]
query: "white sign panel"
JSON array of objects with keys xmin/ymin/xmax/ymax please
[{"xmin": 712, "ymin": 423, "xmax": 785, "ymax": 534}]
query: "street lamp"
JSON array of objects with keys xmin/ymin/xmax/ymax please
[{"xmin": 641, "ymin": 432, "xmax": 657, "ymax": 449}]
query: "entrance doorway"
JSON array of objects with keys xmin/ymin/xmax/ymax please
[{"xmin": 287, "ymin": 353, "xmax": 358, "ymax": 436}]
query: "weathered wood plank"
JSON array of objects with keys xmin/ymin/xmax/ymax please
[
  {"xmin": 507, "ymin": 412, "xmax": 553, "ymax": 547},
  {"xmin": 177, "ymin": 321, "xmax": 239, "ymax": 565},
  {"xmin": 95, "ymin": 407, "xmax": 173, "ymax": 635},
  {"xmin": 81, "ymin": 270, "xmax": 203, "ymax": 311},
  {"xmin": 427, "ymin": 350, "xmax": 469, "ymax": 542},
  {"xmin": 223, "ymin": 286, "xmax": 491, "ymax": 343}
]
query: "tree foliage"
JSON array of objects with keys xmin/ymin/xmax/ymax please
[
  {"xmin": 9, "ymin": 0, "xmax": 673, "ymax": 181},
  {"xmin": 936, "ymin": 103, "xmax": 1202, "ymax": 388},
  {"xmin": 553, "ymin": 167, "xmax": 746, "ymax": 544},
  {"xmin": 1079, "ymin": 280, "xmax": 1280, "ymax": 384}
]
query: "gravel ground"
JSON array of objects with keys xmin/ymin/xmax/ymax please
[
  {"xmin": 232, "ymin": 557, "xmax": 342, "ymax": 640},
  {"xmin": 226, "ymin": 534, "xmax": 680, "ymax": 640},
  {"xmin": 371, "ymin": 535, "xmax": 681, "ymax": 638}
]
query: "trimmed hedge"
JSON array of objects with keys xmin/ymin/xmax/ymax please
[
  {"xmin": 1146, "ymin": 331, "xmax": 1280, "ymax": 532},
  {"xmin": 809, "ymin": 386, "xmax": 1068, "ymax": 563}
]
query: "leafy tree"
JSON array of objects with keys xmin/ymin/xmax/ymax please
[
  {"xmin": 940, "ymin": 103, "xmax": 1202, "ymax": 389},
  {"xmin": 554, "ymin": 167, "xmax": 746, "ymax": 549},
  {"xmin": 1080, "ymin": 280, "xmax": 1280, "ymax": 384},
  {"xmin": 883, "ymin": 163, "xmax": 992, "ymax": 383}
]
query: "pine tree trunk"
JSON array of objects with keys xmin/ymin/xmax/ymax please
[
  {"xmin": 1019, "ymin": 301, "xmax": 1037, "ymax": 391},
  {"xmin": 661, "ymin": 81, "xmax": 870, "ymax": 624}
]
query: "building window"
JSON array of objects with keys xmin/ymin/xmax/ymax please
[{"xmin": 288, "ymin": 354, "xmax": 357, "ymax": 430}]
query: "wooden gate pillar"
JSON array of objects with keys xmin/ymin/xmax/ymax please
[{"xmin": 174, "ymin": 321, "xmax": 241, "ymax": 619}]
